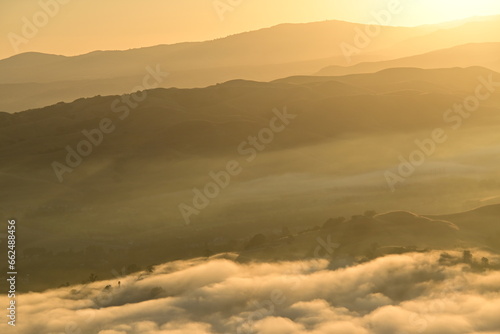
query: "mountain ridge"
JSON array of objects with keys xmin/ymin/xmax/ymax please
[{"xmin": 317, "ymin": 42, "xmax": 500, "ymax": 76}]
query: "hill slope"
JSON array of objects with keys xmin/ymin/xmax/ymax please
[{"xmin": 2, "ymin": 67, "xmax": 500, "ymax": 291}]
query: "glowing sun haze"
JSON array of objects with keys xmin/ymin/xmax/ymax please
[{"xmin": 1, "ymin": 0, "xmax": 500, "ymax": 59}]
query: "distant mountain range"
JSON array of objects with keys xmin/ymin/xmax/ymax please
[
  {"xmin": 2, "ymin": 15, "xmax": 500, "ymax": 112},
  {"xmin": 317, "ymin": 42, "xmax": 500, "ymax": 76}
]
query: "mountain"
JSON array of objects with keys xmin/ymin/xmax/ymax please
[
  {"xmin": 317, "ymin": 42, "xmax": 500, "ymax": 76},
  {"xmin": 383, "ymin": 18, "xmax": 500, "ymax": 58},
  {"xmin": 281, "ymin": 66, "xmax": 499, "ymax": 92},
  {"xmin": 0, "ymin": 20, "xmax": 436, "ymax": 84},
  {"xmin": 3, "ymin": 16, "xmax": 500, "ymax": 112}
]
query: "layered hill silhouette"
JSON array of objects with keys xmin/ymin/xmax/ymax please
[
  {"xmin": 2, "ymin": 16, "xmax": 500, "ymax": 112},
  {"xmin": 1, "ymin": 66, "xmax": 496, "ymax": 165},
  {"xmin": 318, "ymin": 42, "xmax": 500, "ymax": 76}
]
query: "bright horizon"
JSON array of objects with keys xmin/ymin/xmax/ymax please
[{"xmin": 1, "ymin": 0, "xmax": 500, "ymax": 60}]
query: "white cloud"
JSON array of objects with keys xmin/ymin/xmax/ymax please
[{"xmin": 2, "ymin": 251, "xmax": 499, "ymax": 334}]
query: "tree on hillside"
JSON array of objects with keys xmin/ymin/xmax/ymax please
[
  {"xmin": 463, "ymin": 250, "xmax": 473, "ymax": 264},
  {"xmin": 322, "ymin": 217, "xmax": 345, "ymax": 229},
  {"xmin": 364, "ymin": 210, "xmax": 377, "ymax": 218},
  {"xmin": 245, "ymin": 234, "xmax": 267, "ymax": 250}
]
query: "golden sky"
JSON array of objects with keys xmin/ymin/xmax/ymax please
[{"xmin": 1, "ymin": 0, "xmax": 500, "ymax": 60}]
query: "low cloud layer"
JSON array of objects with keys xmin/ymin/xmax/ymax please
[{"xmin": 2, "ymin": 251, "xmax": 500, "ymax": 334}]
